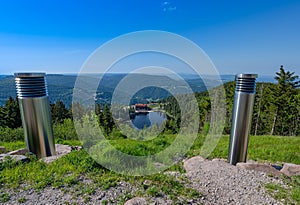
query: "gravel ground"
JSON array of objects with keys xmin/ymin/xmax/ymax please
[
  {"xmin": 185, "ymin": 159, "xmax": 285, "ymax": 205},
  {"xmin": 1, "ymin": 159, "xmax": 286, "ymax": 205}
]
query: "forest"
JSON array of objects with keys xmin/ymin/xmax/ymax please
[
  {"xmin": 164, "ymin": 66, "xmax": 300, "ymax": 136},
  {"xmin": 0, "ymin": 66, "xmax": 299, "ymax": 143}
]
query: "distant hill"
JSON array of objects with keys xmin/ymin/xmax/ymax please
[{"xmin": 0, "ymin": 73, "xmax": 275, "ymax": 107}]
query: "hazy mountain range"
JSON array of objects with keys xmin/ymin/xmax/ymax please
[{"xmin": 0, "ymin": 73, "xmax": 275, "ymax": 107}]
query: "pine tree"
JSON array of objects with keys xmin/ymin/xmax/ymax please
[
  {"xmin": 101, "ymin": 104, "xmax": 114, "ymax": 135},
  {"xmin": 270, "ymin": 65, "xmax": 300, "ymax": 135},
  {"xmin": 0, "ymin": 105, "xmax": 6, "ymax": 127},
  {"xmin": 3, "ymin": 96, "xmax": 22, "ymax": 128},
  {"xmin": 50, "ymin": 100, "xmax": 70, "ymax": 123}
]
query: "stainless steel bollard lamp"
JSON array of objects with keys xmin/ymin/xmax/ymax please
[
  {"xmin": 15, "ymin": 73, "xmax": 55, "ymax": 158},
  {"xmin": 228, "ymin": 74, "xmax": 257, "ymax": 165}
]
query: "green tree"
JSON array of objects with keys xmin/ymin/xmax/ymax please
[
  {"xmin": 270, "ymin": 65, "xmax": 300, "ymax": 136},
  {"xmin": 252, "ymin": 83, "xmax": 277, "ymax": 135},
  {"xmin": 50, "ymin": 100, "xmax": 70, "ymax": 124},
  {"xmin": 70, "ymin": 102, "xmax": 86, "ymax": 122},
  {"xmin": 0, "ymin": 105, "xmax": 6, "ymax": 127},
  {"xmin": 2, "ymin": 96, "xmax": 22, "ymax": 128},
  {"xmin": 100, "ymin": 104, "xmax": 114, "ymax": 136}
]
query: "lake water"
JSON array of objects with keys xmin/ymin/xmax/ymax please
[{"xmin": 131, "ymin": 111, "xmax": 167, "ymax": 129}]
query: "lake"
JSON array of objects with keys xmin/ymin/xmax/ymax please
[{"xmin": 131, "ymin": 111, "xmax": 167, "ymax": 129}]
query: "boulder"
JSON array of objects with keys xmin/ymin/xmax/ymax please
[
  {"xmin": 7, "ymin": 148, "xmax": 28, "ymax": 155},
  {"xmin": 55, "ymin": 144, "xmax": 72, "ymax": 155},
  {"xmin": 280, "ymin": 163, "xmax": 300, "ymax": 177},
  {"xmin": 55, "ymin": 144, "xmax": 82, "ymax": 155},
  {"xmin": 183, "ymin": 156, "xmax": 205, "ymax": 172},
  {"xmin": 41, "ymin": 144, "xmax": 82, "ymax": 164},
  {"xmin": 0, "ymin": 154, "xmax": 29, "ymax": 163},
  {"xmin": 236, "ymin": 162, "xmax": 283, "ymax": 176},
  {"xmin": 0, "ymin": 146, "xmax": 6, "ymax": 154},
  {"xmin": 124, "ymin": 197, "xmax": 147, "ymax": 205}
]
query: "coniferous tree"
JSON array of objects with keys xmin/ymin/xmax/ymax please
[
  {"xmin": 3, "ymin": 96, "xmax": 22, "ymax": 128},
  {"xmin": 270, "ymin": 65, "xmax": 299, "ymax": 135},
  {"xmin": 0, "ymin": 105, "xmax": 6, "ymax": 127},
  {"xmin": 101, "ymin": 104, "xmax": 114, "ymax": 135},
  {"xmin": 50, "ymin": 100, "xmax": 70, "ymax": 123}
]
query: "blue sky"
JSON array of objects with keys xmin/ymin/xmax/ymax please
[{"xmin": 0, "ymin": 0, "xmax": 299, "ymax": 75}]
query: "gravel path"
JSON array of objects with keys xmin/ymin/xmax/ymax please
[
  {"xmin": 184, "ymin": 158, "xmax": 284, "ymax": 205},
  {"xmin": 1, "ymin": 158, "xmax": 286, "ymax": 205}
]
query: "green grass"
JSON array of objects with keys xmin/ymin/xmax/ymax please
[
  {"xmin": 265, "ymin": 176, "xmax": 300, "ymax": 204},
  {"xmin": 189, "ymin": 135, "xmax": 300, "ymax": 164},
  {"xmin": 1, "ymin": 134, "xmax": 300, "ymax": 203},
  {"xmin": 0, "ymin": 141, "xmax": 25, "ymax": 152},
  {"xmin": 0, "ymin": 140, "xmax": 81, "ymax": 152},
  {"xmin": 0, "ymin": 193, "xmax": 10, "ymax": 203},
  {"xmin": 0, "ymin": 149, "xmax": 201, "ymax": 203},
  {"xmin": 248, "ymin": 136, "xmax": 300, "ymax": 164}
]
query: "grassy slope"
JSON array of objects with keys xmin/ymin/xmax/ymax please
[
  {"xmin": 1, "ymin": 135, "xmax": 300, "ymax": 164},
  {"xmin": 1, "ymin": 135, "xmax": 299, "ymax": 204}
]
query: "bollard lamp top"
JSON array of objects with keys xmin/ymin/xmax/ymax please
[
  {"xmin": 14, "ymin": 73, "xmax": 46, "ymax": 78},
  {"xmin": 236, "ymin": 74, "xmax": 258, "ymax": 79}
]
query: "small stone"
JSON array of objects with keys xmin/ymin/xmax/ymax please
[
  {"xmin": 280, "ymin": 163, "xmax": 300, "ymax": 176},
  {"xmin": 143, "ymin": 180, "xmax": 152, "ymax": 188},
  {"xmin": 124, "ymin": 197, "xmax": 147, "ymax": 205},
  {"xmin": 183, "ymin": 156, "xmax": 205, "ymax": 172},
  {"xmin": 164, "ymin": 171, "xmax": 180, "ymax": 176},
  {"xmin": 0, "ymin": 146, "xmax": 6, "ymax": 154},
  {"xmin": 8, "ymin": 148, "xmax": 28, "ymax": 155}
]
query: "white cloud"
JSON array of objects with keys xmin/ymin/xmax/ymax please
[{"xmin": 162, "ymin": 1, "xmax": 177, "ymax": 12}]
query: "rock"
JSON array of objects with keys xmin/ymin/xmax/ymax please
[
  {"xmin": 280, "ymin": 163, "xmax": 300, "ymax": 176},
  {"xmin": 164, "ymin": 171, "xmax": 180, "ymax": 177},
  {"xmin": 0, "ymin": 154, "xmax": 29, "ymax": 163},
  {"xmin": 41, "ymin": 155, "xmax": 63, "ymax": 164},
  {"xmin": 11, "ymin": 155, "xmax": 30, "ymax": 163},
  {"xmin": 183, "ymin": 156, "xmax": 205, "ymax": 172},
  {"xmin": 143, "ymin": 180, "xmax": 152, "ymax": 188},
  {"xmin": 124, "ymin": 197, "xmax": 147, "ymax": 205},
  {"xmin": 0, "ymin": 153, "xmax": 7, "ymax": 159},
  {"xmin": 0, "ymin": 146, "xmax": 6, "ymax": 154},
  {"xmin": 71, "ymin": 146, "xmax": 82, "ymax": 151},
  {"xmin": 41, "ymin": 144, "xmax": 82, "ymax": 164},
  {"xmin": 7, "ymin": 148, "xmax": 28, "ymax": 155},
  {"xmin": 55, "ymin": 144, "xmax": 72, "ymax": 155},
  {"xmin": 236, "ymin": 162, "xmax": 283, "ymax": 176}
]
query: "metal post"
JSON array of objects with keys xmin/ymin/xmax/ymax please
[
  {"xmin": 228, "ymin": 74, "xmax": 257, "ymax": 165},
  {"xmin": 15, "ymin": 73, "xmax": 55, "ymax": 158}
]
